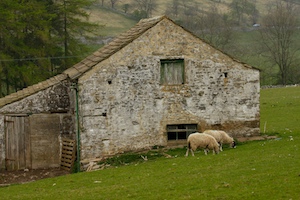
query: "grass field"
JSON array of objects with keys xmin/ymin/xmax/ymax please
[
  {"xmin": 0, "ymin": 86, "xmax": 299, "ymax": 199},
  {"xmin": 260, "ymin": 86, "xmax": 300, "ymax": 134}
]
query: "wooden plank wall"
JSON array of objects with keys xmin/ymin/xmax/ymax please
[{"xmin": 30, "ymin": 114, "xmax": 61, "ymax": 169}]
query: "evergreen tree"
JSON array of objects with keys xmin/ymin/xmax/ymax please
[
  {"xmin": 47, "ymin": 0, "xmax": 98, "ymax": 70},
  {"xmin": 0, "ymin": 0, "xmax": 54, "ymax": 95},
  {"xmin": 0, "ymin": 0, "xmax": 98, "ymax": 96}
]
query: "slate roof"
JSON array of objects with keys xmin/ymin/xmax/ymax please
[{"xmin": 0, "ymin": 16, "xmax": 165, "ymax": 107}]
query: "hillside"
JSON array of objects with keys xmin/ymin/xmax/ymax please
[
  {"xmin": 89, "ymin": 6, "xmax": 137, "ymax": 37},
  {"xmin": 89, "ymin": 0, "xmax": 278, "ymax": 37}
]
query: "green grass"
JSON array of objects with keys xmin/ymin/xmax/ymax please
[
  {"xmin": 260, "ymin": 86, "xmax": 300, "ymax": 135},
  {"xmin": 1, "ymin": 86, "xmax": 300, "ymax": 200}
]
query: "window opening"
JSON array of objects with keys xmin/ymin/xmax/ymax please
[
  {"xmin": 224, "ymin": 72, "xmax": 228, "ymax": 78},
  {"xmin": 167, "ymin": 124, "xmax": 197, "ymax": 141},
  {"xmin": 160, "ymin": 59, "xmax": 184, "ymax": 85}
]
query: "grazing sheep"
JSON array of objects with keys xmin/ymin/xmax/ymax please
[
  {"xmin": 185, "ymin": 132, "xmax": 220, "ymax": 156},
  {"xmin": 203, "ymin": 130, "xmax": 236, "ymax": 151}
]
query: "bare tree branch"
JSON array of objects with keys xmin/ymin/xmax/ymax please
[{"xmin": 259, "ymin": 0, "xmax": 299, "ymax": 85}]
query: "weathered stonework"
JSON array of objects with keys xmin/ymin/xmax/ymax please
[
  {"xmin": 0, "ymin": 81, "xmax": 72, "ymax": 114},
  {"xmin": 0, "ymin": 16, "xmax": 260, "ymax": 170},
  {"xmin": 0, "ymin": 81, "xmax": 75, "ymax": 170},
  {"xmin": 78, "ymin": 18, "xmax": 260, "ymax": 160}
]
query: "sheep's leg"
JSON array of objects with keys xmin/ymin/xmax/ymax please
[
  {"xmin": 219, "ymin": 143, "xmax": 223, "ymax": 151},
  {"xmin": 190, "ymin": 149, "xmax": 195, "ymax": 156},
  {"xmin": 185, "ymin": 148, "xmax": 189, "ymax": 157},
  {"xmin": 185, "ymin": 148, "xmax": 194, "ymax": 156},
  {"xmin": 204, "ymin": 145, "xmax": 209, "ymax": 155}
]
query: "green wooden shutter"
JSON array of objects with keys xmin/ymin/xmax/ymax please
[{"xmin": 160, "ymin": 59, "xmax": 184, "ymax": 85}]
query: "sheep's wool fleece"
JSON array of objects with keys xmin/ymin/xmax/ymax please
[
  {"xmin": 188, "ymin": 132, "xmax": 219, "ymax": 150},
  {"xmin": 203, "ymin": 130, "xmax": 233, "ymax": 143}
]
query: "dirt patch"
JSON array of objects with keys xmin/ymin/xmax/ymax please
[{"xmin": 0, "ymin": 168, "xmax": 70, "ymax": 186}]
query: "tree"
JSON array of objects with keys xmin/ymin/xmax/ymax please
[
  {"xmin": 0, "ymin": 0, "xmax": 99, "ymax": 96},
  {"xmin": 123, "ymin": 4, "xmax": 130, "ymax": 13},
  {"xmin": 0, "ymin": 0, "xmax": 55, "ymax": 95},
  {"xmin": 165, "ymin": 0, "xmax": 180, "ymax": 18},
  {"xmin": 197, "ymin": 4, "xmax": 233, "ymax": 50},
  {"xmin": 177, "ymin": 0, "xmax": 200, "ymax": 32},
  {"xmin": 229, "ymin": 0, "xmax": 258, "ymax": 25},
  {"xmin": 49, "ymin": 0, "xmax": 98, "ymax": 70},
  {"xmin": 259, "ymin": 0, "xmax": 299, "ymax": 85},
  {"xmin": 110, "ymin": 0, "xmax": 119, "ymax": 9},
  {"xmin": 134, "ymin": 0, "xmax": 157, "ymax": 18}
]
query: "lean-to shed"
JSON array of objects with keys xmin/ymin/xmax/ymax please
[{"xmin": 0, "ymin": 16, "xmax": 260, "ymax": 170}]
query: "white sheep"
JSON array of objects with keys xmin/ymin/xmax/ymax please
[
  {"xmin": 185, "ymin": 132, "xmax": 220, "ymax": 156},
  {"xmin": 203, "ymin": 130, "xmax": 236, "ymax": 151}
]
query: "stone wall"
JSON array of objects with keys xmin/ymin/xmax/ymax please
[
  {"xmin": 0, "ymin": 81, "xmax": 75, "ymax": 170},
  {"xmin": 0, "ymin": 18, "xmax": 261, "ymax": 167},
  {"xmin": 78, "ymin": 18, "xmax": 260, "ymax": 160},
  {"xmin": 0, "ymin": 81, "xmax": 72, "ymax": 114}
]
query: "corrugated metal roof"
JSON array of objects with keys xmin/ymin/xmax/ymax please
[{"xmin": 0, "ymin": 16, "xmax": 166, "ymax": 107}]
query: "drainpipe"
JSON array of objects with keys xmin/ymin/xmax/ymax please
[{"xmin": 71, "ymin": 82, "xmax": 81, "ymax": 173}]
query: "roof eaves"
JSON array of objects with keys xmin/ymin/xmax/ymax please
[
  {"xmin": 0, "ymin": 74, "xmax": 69, "ymax": 108},
  {"xmin": 63, "ymin": 67, "xmax": 81, "ymax": 80},
  {"xmin": 63, "ymin": 16, "xmax": 165, "ymax": 80},
  {"xmin": 0, "ymin": 16, "xmax": 166, "ymax": 108},
  {"xmin": 73, "ymin": 61, "xmax": 94, "ymax": 74}
]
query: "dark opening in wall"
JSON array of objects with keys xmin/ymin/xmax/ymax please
[
  {"xmin": 108, "ymin": 80, "xmax": 112, "ymax": 84},
  {"xmin": 102, "ymin": 113, "xmax": 107, "ymax": 117},
  {"xmin": 224, "ymin": 72, "xmax": 228, "ymax": 78},
  {"xmin": 167, "ymin": 124, "xmax": 197, "ymax": 141}
]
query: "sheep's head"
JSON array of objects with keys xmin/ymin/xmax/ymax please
[
  {"xmin": 231, "ymin": 141, "xmax": 236, "ymax": 148},
  {"xmin": 215, "ymin": 147, "xmax": 220, "ymax": 154}
]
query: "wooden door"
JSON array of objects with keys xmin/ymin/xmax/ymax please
[
  {"xmin": 5, "ymin": 116, "xmax": 30, "ymax": 171},
  {"xmin": 29, "ymin": 114, "xmax": 61, "ymax": 169}
]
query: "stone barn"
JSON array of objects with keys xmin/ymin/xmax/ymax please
[{"xmin": 0, "ymin": 16, "xmax": 260, "ymax": 170}]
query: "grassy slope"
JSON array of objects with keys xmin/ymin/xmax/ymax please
[
  {"xmin": 0, "ymin": 87, "xmax": 300, "ymax": 199},
  {"xmin": 91, "ymin": 0, "xmax": 278, "ymax": 37},
  {"xmin": 89, "ymin": 6, "xmax": 137, "ymax": 37},
  {"xmin": 260, "ymin": 86, "xmax": 300, "ymax": 134}
]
